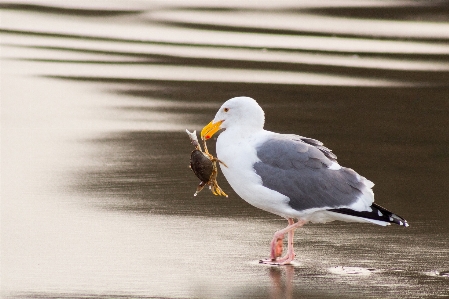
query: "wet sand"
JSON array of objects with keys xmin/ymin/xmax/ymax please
[{"xmin": 1, "ymin": 1, "xmax": 448, "ymax": 298}]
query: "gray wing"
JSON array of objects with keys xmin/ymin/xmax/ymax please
[{"xmin": 253, "ymin": 134, "xmax": 367, "ymax": 211}]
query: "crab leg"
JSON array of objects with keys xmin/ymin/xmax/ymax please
[
  {"xmin": 202, "ymin": 138, "xmax": 210, "ymax": 155},
  {"xmin": 186, "ymin": 129, "xmax": 202, "ymax": 151},
  {"xmin": 208, "ymin": 165, "xmax": 228, "ymax": 197}
]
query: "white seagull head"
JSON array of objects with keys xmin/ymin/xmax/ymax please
[{"xmin": 201, "ymin": 96, "xmax": 265, "ymax": 140}]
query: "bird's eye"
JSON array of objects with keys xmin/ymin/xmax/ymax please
[{"xmin": 224, "ymin": 108, "xmax": 229, "ymax": 112}]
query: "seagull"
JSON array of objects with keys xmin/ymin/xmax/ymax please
[{"xmin": 201, "ymin": 96, "xmax": 408, "ymax": 265}]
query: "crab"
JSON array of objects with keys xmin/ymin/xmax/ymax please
[{"xmin": 186, "ymin": 129, "xmax": 228, "ymax": 197}]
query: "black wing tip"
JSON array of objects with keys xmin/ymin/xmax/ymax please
[
  {"xmin": 329, "ymin": 203, "xmax": 409, "ymax": 227},
  {"xmin": 373, "ymin": 203, "xmax": 409, "ymax": 227}
]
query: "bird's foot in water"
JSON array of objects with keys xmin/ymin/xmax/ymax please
[
  {"xmin": 259, "ymin": 257, "xmax": 293, "ymax": 266},
  {"xmin": 259, "ymin": 237, "xmax": 291, "ymax": 265},
  {"xmin": 259, "ymin": 237, "xmax": 295, "ymax": 265},
  {"xmin": 259, "ymin": 258, "xmax": 279, "ymax": 265},
  {"xmin": 272, "ymin": 253, "xmax": 295, "ymax": 265}
]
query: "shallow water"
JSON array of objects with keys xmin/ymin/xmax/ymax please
[{"xmin": 1, "ymin": 1, "xmax": 448, "ymax": 298}]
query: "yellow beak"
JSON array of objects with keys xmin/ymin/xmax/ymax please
[{"xmin": 201, "ymin": 120, "xmax": 223, "ymax": 140}]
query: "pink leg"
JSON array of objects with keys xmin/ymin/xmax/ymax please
[
  {"xmin": 276, "ymin": 219, "xmax": 296, "ymax": 263},
  {"xmin": 260, "ymin": 218, "xmax": 307, "ymax": 265},
  {"xmin": 269, "ymin": 218, "xmax": 295, "ymax": 260},
  {"xmin": 276, "ymin": 223, "xmax": 298, "ymax": 264}
]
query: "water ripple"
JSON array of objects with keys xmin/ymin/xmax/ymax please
[{"xmin": 2, "ymin": 1, "xmax": 449, "ymax": 298}]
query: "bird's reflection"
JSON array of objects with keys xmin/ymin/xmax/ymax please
[{"xmin": 268, "ymin": 265, "xmax": 295, "ymax": 299}]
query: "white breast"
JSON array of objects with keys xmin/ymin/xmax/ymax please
[{"xmin": 216, "ymin": 129, "xmax": 295, "ymax": 218}]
